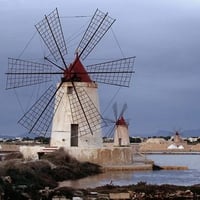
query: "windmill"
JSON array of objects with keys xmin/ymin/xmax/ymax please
[
  {"xmin": 105, "ymin": 103, "xmax": 130, "ymax": 146},
  {"xmin": 6, "ymin": 8, "xmax": 135, "ymax": 148}
]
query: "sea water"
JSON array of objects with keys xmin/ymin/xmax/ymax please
[{"xmin": 60, "ymin": 154, "xmax": 200, "ymax": 188}]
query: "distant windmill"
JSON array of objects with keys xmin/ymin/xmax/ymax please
[
  {"xmin": 6, "ymin": 8, "xmax": 135, "ymax": 148},
  {"xmin": 105, "ymin": 103, "xmax": 130, "ymax": 146}
]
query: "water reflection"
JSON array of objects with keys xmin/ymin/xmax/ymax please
[
  {"xmin": 59, "ymin": 170, "xmax": 150, "ymax": 189},
  {"xmin": 60, "ymin": 154, "xmax": 200, "ymax": 188}
]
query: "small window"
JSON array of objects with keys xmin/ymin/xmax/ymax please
[{"xmin": 67, "ymin": 86, "xmax": 73, "ymax": 94}]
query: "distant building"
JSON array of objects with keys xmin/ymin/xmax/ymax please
[
  {"xmin": 188, "ymin": 137, "xmax": 198, "ymax": 143},
  {"xmin": 113, "ymin": 116, "xmax": 130, "ymax": 146},
  {"xmin": 145, "ymin": 138, "xmax": 167, "ymax": 144},
  {"xmin": 167, "ymin": 144, "xmax": 184, "ymax": 150},
  {"xmin": 167, "ymin": 131, "xmax": 186, "ymax": 150},
  {"xmin": 172, "ymin": 131, "xmax": 183, "ymax": 143}
]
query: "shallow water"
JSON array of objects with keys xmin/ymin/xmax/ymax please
[
  {"xmin": 148, "ymin": 154, "xmax": 200, "ymax": 169},
  {"xmin": 60, "ymin": 154, "xmax": 200, "ymax": 188}
]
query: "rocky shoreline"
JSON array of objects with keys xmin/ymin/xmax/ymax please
[{"xmin": 0, "ymin": 148, "xmax": 102, "ymax": 199}]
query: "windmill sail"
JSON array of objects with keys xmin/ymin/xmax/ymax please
[
  {"xmin": 119, "ymin": 103, "xmax": 127, "ymax": 118},
  {"xmin": 18, "ymin": 85, "xmax": 64, "ymax": 136},
  {"xmin": 35, "ymin": 8, "xmax": 67, "ymax": 62},
  {"xmin": 6, "ymin": 58, "xmax": 52, "ymax": 89},
  {"xmin": 77, "ymin": 9, "xmax": 116, "ymax": 60},
  {"xmin": 86, "ymin": 57, "xmax": 135, "ymax": 87}
]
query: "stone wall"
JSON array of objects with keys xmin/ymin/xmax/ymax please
[
  {"xmin": 20, "ymin": 146, "xmax": 44, "ymax": 160},
  {"xmin": 0, "ymin": 144, "xmax": 20, "ymax": 152},
  {"xmin": 65, "ymin": 147, "xmax": 133, "ymax": 166},
  {"xmin": 15, "ymin": 145, "xmax": 134, "ymax": 166}
]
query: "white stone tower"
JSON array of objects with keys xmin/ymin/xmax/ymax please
[
  {"xmin": 113, "ymin": 116, "xmax": 130, "ymax": 146},
  {"xmin": 50, "ymin": 55, "xmax": 103, "ymax": 148}
]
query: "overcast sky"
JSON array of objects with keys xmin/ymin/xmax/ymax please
[{"xmin": 1, "ymin": 0, "xmax": 200, "ymax": 137}]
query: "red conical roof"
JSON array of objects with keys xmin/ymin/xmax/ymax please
[
  {"xmin": 63, "ymin": 54, "xmax": 92, "ymax": 82},
  {"xmin": 116, "ymin": 116, "xmax": 128, "ymax": 127}
]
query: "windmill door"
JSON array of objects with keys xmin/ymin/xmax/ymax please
[
  {"xmin": 71, "ymin": 124, "xmax": 78, "ymax": 146},
  {"xmin": 119, "ymin": 138, "xmax": 122, "ymax": 146}
]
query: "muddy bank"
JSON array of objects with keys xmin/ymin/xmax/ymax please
[
  {"xmin": 53, "ymin": 183, "xmax": 200, "ymax": 199},
  {"xmin": 36, "ymin": 182, "xmax": 200, "ymax": 199},
  {"xmin": 88, "ymin": 183, "xmax": 200, "ymax": 199}
]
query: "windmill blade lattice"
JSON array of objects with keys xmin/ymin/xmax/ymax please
[
  {"xmin": 112, "ymin": 102, "xmax": 118, "ymax": 121},
  {"xmin": 35, "ymin": 8, "xmax": 67, "ymax": 62},
  {"xmin": 68, "ymin": 86, "xmax": 103, "ymax": 136},
  {"xmin": 18, "ymin": 85, "xmax": 64, "ymax": 136},
  {"xmin": 6, "ymin": 58, "xmax": 52, "ymax": 89},
  {"xmin": 119, "ymin": 103, "xmax": 127, "ymax": 118},
  {"xmin": 86, "ymin": 57, "xmax": 135, "ymax": 87},
  {"xmin": 77, "ymin": 9, "xmax": 115, "ymax": 60}
]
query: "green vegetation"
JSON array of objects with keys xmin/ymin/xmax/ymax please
[{"xmin": 129, "ymin": 137, "xmax": 142, "ymax": 143}]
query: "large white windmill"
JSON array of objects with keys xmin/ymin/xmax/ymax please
[{"xmin": 6, "ymin": 8, "xmax": 135, "ymax": 151}]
